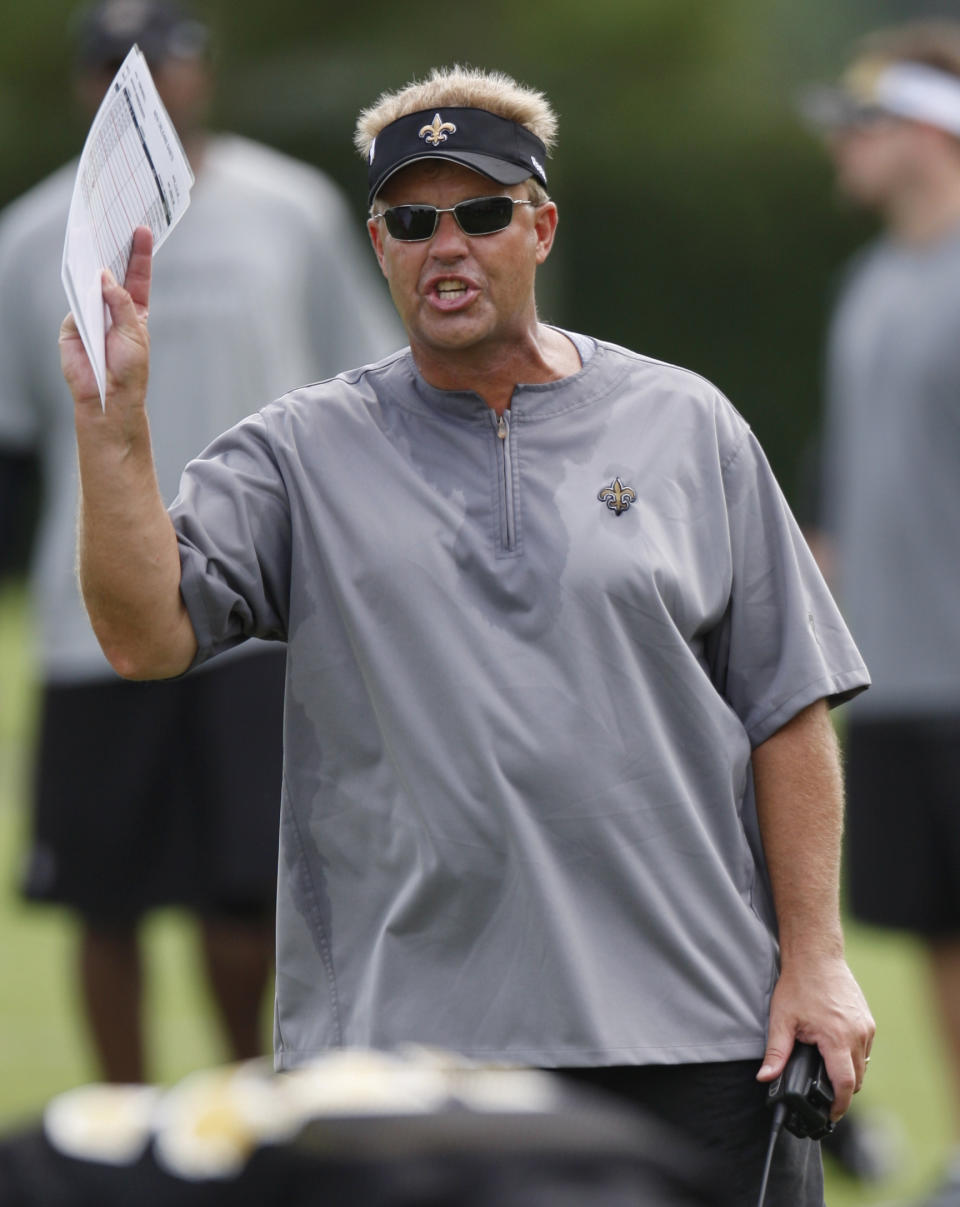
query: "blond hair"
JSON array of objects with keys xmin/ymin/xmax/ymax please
[
  {"xmin": 354, "ymin": 65, "xmax": 558, "ymax": 192},
  {"xmin": 853, "ymin": 21, "xmax": 960, "ymax": 79}
]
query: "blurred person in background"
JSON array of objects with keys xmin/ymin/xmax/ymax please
[
  {"xmin": 0, "ymin": 0, "xmax": 400, "ymax": 1084},
  {"xmin": 803, "ymin": 21, "xmax": 960, "ymax": 1207},
  {"xmin": 59, "ymin": 63, "xmax": 875, "ymax": 1205}
]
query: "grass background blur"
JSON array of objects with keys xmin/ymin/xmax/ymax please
[
  {"xmin": 0, "ymin": 583, "xmax": 259, "ymax": 1105},
  {"xmin": 0, "ymin": 579, "xmax": 956, "ymax": 1205}
]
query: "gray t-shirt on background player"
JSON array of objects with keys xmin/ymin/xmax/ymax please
[
  {"xmin": 171, "ymin": 334, "xmax": 869, "ymax": 1070},
  {"xmin": 822, "ymin": 227, "xmax": 960, "ymax": 719},
  {"xmin": 0, "ymin": 134, "xmax": 402, "ymax": 683}
]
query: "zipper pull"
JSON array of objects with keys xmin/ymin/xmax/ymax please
[{"xmin": 497, "ymin": 414, "xmax": 507, "ymax": 440}]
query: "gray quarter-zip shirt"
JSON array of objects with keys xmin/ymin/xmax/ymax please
[{"xmin": 171, "ymin": 333, "xmax": 869, "ymax": 1070}]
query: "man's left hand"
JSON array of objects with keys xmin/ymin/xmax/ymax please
[{"xmin": 756, "ymin": 954, "xmax": 875, "ymax": 1120}]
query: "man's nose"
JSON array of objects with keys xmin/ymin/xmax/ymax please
[{"xmin": 429, "ymin": 209, "xmax": 469, "ymax": 255}]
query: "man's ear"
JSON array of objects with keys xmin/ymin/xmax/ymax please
[
  {"xmin": 367, "ymin": 216, "xmax": 388, "ymax": 277},
  {"xmin": 534, "ymin": 201, "xmax": 559, "ymax": 266}
]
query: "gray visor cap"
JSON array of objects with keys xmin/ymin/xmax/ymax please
[{"xmin": 796, "ymin": 83, "xmax": 889, "ymax": 130}]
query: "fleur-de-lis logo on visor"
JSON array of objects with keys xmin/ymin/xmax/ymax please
[
  {"xmin": 598, "ymin": 477, "xmax": 637, "ymax": 516},
  {"xmin": 419, "ymin": 113, "xmax": 458, "ymax": 146}
]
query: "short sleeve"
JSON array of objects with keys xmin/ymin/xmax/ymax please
[
  {"xmin": 171, "ymin": 412, "xmax": 291, "ymax": 665},
  {"xmin": 705, "ymin": 427, "xmax": 870, "ymax": 747}
]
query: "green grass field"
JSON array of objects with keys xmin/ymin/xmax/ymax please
[
  {"xmin": 0, "ymin": 582, "xmax": 264, "ymax": 1122},
  {"xmin": 0, "ymin": 580, "xmax": 953, "ymax": 1203}
]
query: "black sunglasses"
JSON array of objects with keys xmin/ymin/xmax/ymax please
[{"xmin": 376, "ymin": 196, "xmax": 536, "ymax": 242}]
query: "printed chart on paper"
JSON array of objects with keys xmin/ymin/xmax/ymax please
[
  {"xmin": 81, "ymin": 78, "xmax": 174, "ymax": 282},
  {"xmin": 62, "ymin": 44, "xmax": 194, "ymax": 405}
]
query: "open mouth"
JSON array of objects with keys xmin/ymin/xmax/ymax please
[{"xmin": 434, "ymin": 279, "xmax": 469, "ymax": 301}]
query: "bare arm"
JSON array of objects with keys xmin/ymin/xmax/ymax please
[
  {"xmin": 751, "ymin": 698, "xmax": 875, "ymax": 1119},
  {"xmin": 62, "ymin": 226, "xmax": 197, "ymax": 679}
]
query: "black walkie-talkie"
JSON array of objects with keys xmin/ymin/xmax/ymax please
[
  {"xmin": 756, "ymin": 1042, "xmax": 835, "ymax": 1207},
  {"xmin": 767, "ymin": 1041, "xmax": 835, "ymax": 1140}
]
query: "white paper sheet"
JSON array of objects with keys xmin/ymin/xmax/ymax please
[{"xmin": 61, "ymin": 45, "xmax": 194, "ymax": 406}]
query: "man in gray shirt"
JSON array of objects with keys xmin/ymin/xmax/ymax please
[
  {"xmin": 805, "ymin": 22, "xmax": 960, "ymax": 1207},
  {"xmin": 61, "ymin": 65, "xmax": 873, "ymax": 1205}
]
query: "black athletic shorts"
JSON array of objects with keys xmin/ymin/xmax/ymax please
[
  {"xmin": 559, "ymin": 1062, "xmax": 824, "ymax": 1206},
  {"xmin": 845, "ymin": 715, "xmax": 960, "ymax": 934},
  {"xmin": 22, "ymin": 648, "xmax": 285, "ymax": 924}
]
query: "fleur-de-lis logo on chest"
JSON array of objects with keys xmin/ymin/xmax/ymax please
[
  {"xmin": 419, "ymin": 113, "xmax": 458, "ymax": 146},
  {"xmin": 597, "ymin": 477, "xmax": 637, "ymax": 516}
]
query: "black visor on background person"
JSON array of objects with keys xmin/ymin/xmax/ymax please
[{"xmin": 73, "ymin": 0, "xmax": 210, "ymax": 72}]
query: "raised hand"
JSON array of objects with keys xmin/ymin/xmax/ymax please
[
  {"xmin": 60, "ymin": 225, "xmax": 154, "ymax": 416},
  {"xmin": 65, "ymin": 222, "xmax": 196, "ymax": 680}
]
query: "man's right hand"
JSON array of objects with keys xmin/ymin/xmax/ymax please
[
  {"xmin": 60, "ymin": 224, "xmax": 153, "ymax": 419},
  {"xmin": 64, "ymin": 223, "xmax": 197, "ymax": 681}
]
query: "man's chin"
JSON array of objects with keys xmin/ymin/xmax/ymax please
[{"xmin": 415, "ymin": 317, "xmax": 492, "ymax": 354}]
